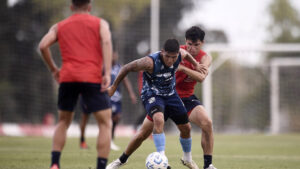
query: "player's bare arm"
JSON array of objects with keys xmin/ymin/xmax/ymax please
[
  {"xmin": 177, "ymin": 64, "xmax": 208, "ymax": 82},
  {"xmin": 108, "ymin": 57, "xmax": 153, "ymax": 96},
  {"xmin": 123, "ymin": 77, "xmax": 137, "ymax": 104},
  {"xmin": 100, "ymin": 19, "xmax": 113, "ymax": 91},
  {"xmin": 180, "ymin": 48, "xmax": 202, "ymax": 70},
  {"xmin": 39, "ymin": 24, "xmax": 59, "ymax": 82}
]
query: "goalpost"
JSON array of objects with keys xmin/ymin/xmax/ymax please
[{"xmin": 203, "ymin": 44, "xmax": 300, "ymax": 134}]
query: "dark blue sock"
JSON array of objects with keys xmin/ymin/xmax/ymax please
[
  {"xmin": 204, "ymin": 155, "xmax": 212, "ymax": 169},
  {"xmin": 97, "ymin": 157, "xmax": 108, "ymax": 169},
  {"xmin": 51, "ymin": 151, "xmax": 61, "ymax": 167}
]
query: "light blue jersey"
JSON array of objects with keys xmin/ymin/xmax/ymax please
[{"xmin": 141, "ymin": 51, "xmax": 182, "ymax": 101}]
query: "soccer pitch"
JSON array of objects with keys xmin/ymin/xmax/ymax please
[{"xmin": 0, "ymin": 134, "xmax": 300, "ymax": 169}]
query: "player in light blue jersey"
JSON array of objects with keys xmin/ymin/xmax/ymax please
[{"xmin": 107, "ymin": 39, "xmax": 205, "ymax": 169}]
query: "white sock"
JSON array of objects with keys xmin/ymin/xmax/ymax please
[
  {"xmin": 159, "ymin": 151, "xmax": 165, "ymax": 156},
  {"xmin": 183, "ymin": 152, "xmax": 192, "ymax": 162}
]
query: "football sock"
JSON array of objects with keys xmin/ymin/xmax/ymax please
[
  {"xmin": 153, "ymin": 133, "xmax": 166, "ymax": 155},
  {"xmin": 97, "ymin": 157, "xmax": 107, "ymax": 169},
  {"xmin": 204, "ymin": 155, "xmax": 212, "ymax": 169},
  {"xmin": 119, "ymin": 152, "xmax": 129, "ymax": 163},
  {"xmin": 80, "ymin": 136, "xmax": 85, "ymax": 143},
  {"xmin": 51, "ymin": 151, "xmax": 61, "ymax": 167},
  {"xmin": 180, "ymin": 137, "xmax": 192, "ymax": 162}
]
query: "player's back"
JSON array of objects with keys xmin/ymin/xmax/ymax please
[{"xmin": 57, "ymin": 13, "xmax": 103, "ymax": 83}]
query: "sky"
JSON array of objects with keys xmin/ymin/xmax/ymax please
[{"xmin": 180, "ymin": 0, "xmax": 300, "ymax": 46}]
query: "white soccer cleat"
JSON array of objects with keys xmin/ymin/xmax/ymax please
[
  {"xmin": 205, "ymin": 164, "xmax": 217, "ymax": 169},
  {"xmin": 111, "ymin": 141, "xmax": 120, "ymax": 151},
  {"xmin": 180, "ymin": 158, "xmax": 200, "ymax": 169},
  {"xmin": 106, "ymin": 159, "xmax": 126, "ymax": 169}
]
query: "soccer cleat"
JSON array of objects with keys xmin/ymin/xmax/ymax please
[
  {"xmin": 180, "ymin": 158, "xmax": 200, "ymax": 169},
  {"xmin": 110, "ymin": 141, "xmax": 120, "ymax": 151},
  {"xmin": 106, "ymin": 159, "xmax": 126, "ymax": 169},
  {"xmin": 167, "ymin": 165, "xmax": 172, "ymax": 169},
  {"xmin": 50, "ymin": 164, "xmax": 59, "ymax": 169},
  {"xmin": 205, "ymin": 164, "xmax": 217, "ymax": 169},
  {"xmin": 80, "ymin": 141, "xmax": 89, "ymax": 149}
]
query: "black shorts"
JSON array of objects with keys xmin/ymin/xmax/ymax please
[
  {"xmin": 58, "ymin": 82, "xmax": 111, "ymax": 113},
  {"xmin": 181, "ymin": 95, "xmax": 202, "ymax": 116}
]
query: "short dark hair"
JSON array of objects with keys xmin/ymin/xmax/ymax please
[
  {"xmin": 163, "ymin": 39, "xmax": 180, "ymax": 53},
  {"xmin": 72, "ymin": 0, "xmax": 91, "ymax": 7},
  {"xmin": 185, "ymin": 26, "xmax": 205, "ymax": 42}
]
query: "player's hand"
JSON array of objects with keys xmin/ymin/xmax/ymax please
[
  {"xmin": 101, "ymin": 74, "xmax": 111, "ymax": 92},
  {"xmin": 195, "ymin": 64, "xmax": 208, "ymax": 74},
  {"xmin": 107, "ymin": 85, "xmax": 116, "ymax": 97},
  {"xmin": 52, "ymin": 68, "xmax": 60, "ymax": 83},
  {"xmin": 177, "ymin": 64, "xmax": 184, "ymax": 72}
]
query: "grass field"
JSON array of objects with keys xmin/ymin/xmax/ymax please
[{"xmin": 0, "ymin": 134, "xmax": 300, "ymax": 169}]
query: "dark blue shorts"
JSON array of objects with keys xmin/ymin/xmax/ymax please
[
  {"xmin": 181, "ymin": 95, "xmax": 202, "ymax": 116},
  {"xmin": 111, "ymin": 101, "xmax": 122, "ymax": 115},
  {"xmin": 58, "ymin": 82, "xmax": 111, "ymax": 113},
  {"xmin": 143, "ymin": 93, "xmax": 188, "ymax": 125}
]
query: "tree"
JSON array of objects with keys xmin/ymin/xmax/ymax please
[{"xmin": 268, "ymin": 0, "xmax": 300, "ymax": 43}]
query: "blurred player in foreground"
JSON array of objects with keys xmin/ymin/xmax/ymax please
[
  {"xmin": 107, "ymin": 38, "xmax": 206, "ymax": 169},
  {"xmin": 39, "ymin": 0, "xmax": 113, "ymax": 169},
  {"xmin": 106, "ymin": 26, "xmax": 217, "ymax": 169},
  {"xmin": 79, "ymin": 51, "xmax": 137, "ymax": 150}
]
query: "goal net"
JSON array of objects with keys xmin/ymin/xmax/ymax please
[{"xmin": 200, "ymin": 44, "xmax": 300, "ymax": 134}]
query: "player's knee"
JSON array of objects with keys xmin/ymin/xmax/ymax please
[{"xmin": 153, "ymin": 113, "xmax": 164, "ymax": 128}]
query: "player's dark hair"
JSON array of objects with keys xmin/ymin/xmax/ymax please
[
  {"xmin": 72, "ymin": 0, "xmax": 91, "ymax": 7},
  {"xmin": 163, "ymin": 39, "xmax": 180, "ymax": 53},
  {"xmin": 185, "ymin": 26, "xmax": 205, "ymax": 42}
]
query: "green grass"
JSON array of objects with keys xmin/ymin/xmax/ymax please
[{"xmin": 0, "ymin": 134, "xmax": 300, "ymax": 169}]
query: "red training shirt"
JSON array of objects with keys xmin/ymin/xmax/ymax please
[
  {"xmin": 176, "ymin": 45, "xmax": 206, "ymax": 98},
  {"xmin": 57, "ymin": 13, "xmax": 103, "ymax": 83}
]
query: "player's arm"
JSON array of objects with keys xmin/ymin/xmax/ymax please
[
  {"xmin": 180, "ymin": 48, "xmax": 201, "ymax": 70},
  {"xmin": 200, "ymin": 53, "xmax": 212, "ymax": 67},
  {"xmin": 177, "ymin": 64, "xmax": 208, "ymax": 82},
  {"xmin": 123, "ymin": 77, "xmax": 137, "ymax": 104},
  {"xmin": 108, "ymin": 57, "xmax": 153, "ymax": 97},
  {"xmin": 39, "ymin": 24, "xmax": 59, "ymax": 82},
  {"xmin": 100, "ymin": 19, "xmax": 113, "ymax": 91}
]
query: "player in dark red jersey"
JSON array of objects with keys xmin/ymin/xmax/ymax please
[
  {"xmin": 39, "ymin": 0, "xmax": 113, "ymax": 169},
  {"xmin": 106, "ymin": 26, "xmax": 216, "ymax": 169}
]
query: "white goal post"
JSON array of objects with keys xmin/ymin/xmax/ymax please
[{"xmin": 203, "ymin": 43, "xmax": 300, "ymax": 133}]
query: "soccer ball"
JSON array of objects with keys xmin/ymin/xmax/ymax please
[{"xmin": 145, "ymin": 152, "xmax": 168, "ymax": 169}]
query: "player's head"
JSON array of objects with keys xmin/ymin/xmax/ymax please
[
  {"xmin": 71, "ymin": 0, "xmax": 91, "ymax": 12},
  {"xmin": 161, "ymin": 38, "xmax": 180, "ymax": 67},
  {"xmin": 185, "ymin": 26, "xmax": 205, "ymax": 56}
]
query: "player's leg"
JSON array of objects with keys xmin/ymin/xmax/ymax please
[
  {"xmin": 111, "ymin": 101, "xmax": 122, "ymax": 151},
  {"xmin": 79, "ymin": 95, "xmax": 90, "ymax": 149},
  {"xmin": 51, "ymin": 83, "xmax": 79, "ymax": 169},
  {"xmin": 106, "ymin": 117, "xmax": 153, "ymax": 169},
  {"xmin": 168, "ymin": 94, "xmax": 199, "ymax": 169},
  {"xmin": 189, "ymin": 105, "xmax": 215, "ymax": 169},
  {"xmin": 82, "ymin": 83, "xmax": 112, "ymax": 169},
  {"xmin": 79, "ymin": 113, "xmax": 90, "ymax": 148},
  {"xmin": 93, "ymin": 108, "xmax": 112, "ymax": 168}
]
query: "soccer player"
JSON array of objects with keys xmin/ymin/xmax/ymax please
[
  {"xmin": 79, "ymin": 50, "xmax": 137, "ymax": 150},
  {"xmin": 39, "ymin": 0, "xmax": 113, "ymax": 169},
  {"xmin": 106, "ymin": 26, "xmax": 216, "ymax": 169},
  {"xmin": 107, "ymin": 39, "xmax": 204, "ymax": 169}
]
